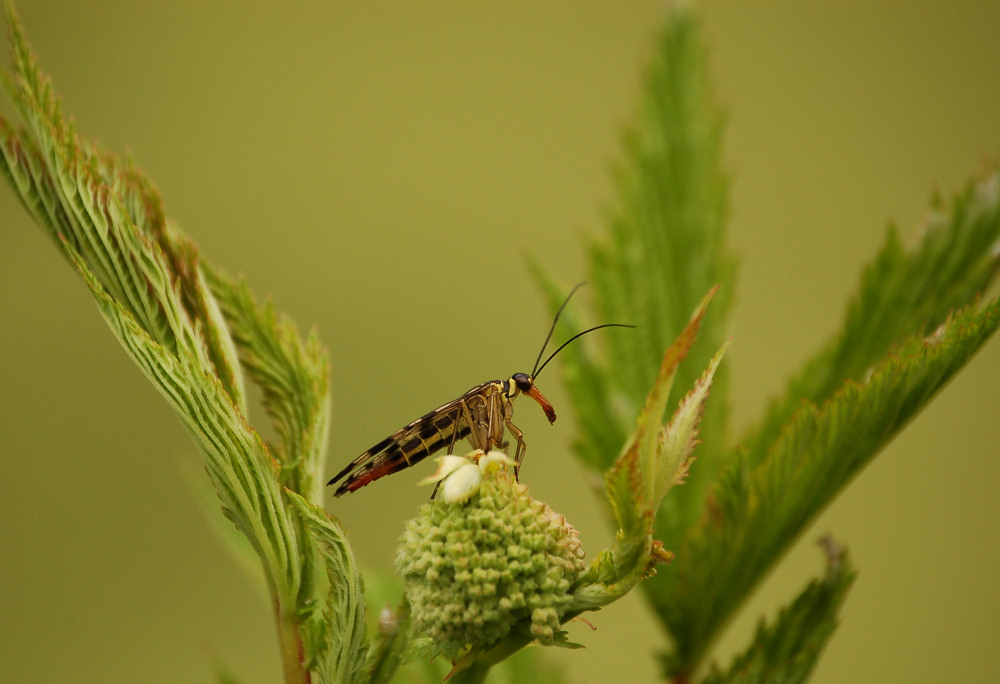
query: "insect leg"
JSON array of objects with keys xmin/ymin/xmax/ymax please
[
  {"xmin": 450, "ymin": 398, "xmax": 474, "ymax": 454},
  {"xmin": 505, "ymin": 417, "xmax": 526, "ymax": 480},
  {"xmin": 487, "ymin": 391, "xmax": 510, "ymax": 453},
  {"xmin": 428, "ymin": 397, "xmax": 475, "ymax": 500}
]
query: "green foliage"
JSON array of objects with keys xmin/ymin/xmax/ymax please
[
  {"xmin": 741, "ymin": 176, "xmax": 1000, "ymax": 471},
  {"xmin": 662, "ymin": 294, "xmax": 999, "ymax": 675},
  {"xmin": 3, "ymin": 2, "xmax": 997, "ymax": 683},
  {"xmin": 0, "ymin": 6, "xmax": 364, "ymax": 683},
  {"xmin": 570, "ymin": 291, "xmax": 726, "ymax": 615},
  {"xmin": 0, "ymin": 3, "xmax": 306, "ymax": 602},
  {"xmin": 700, "ymin": 539, "xmax": 856, "ymax": 684},
  {"xmin": 531, "ymin": 4, "xmax": 1000, "ymax": 684},
  {"xmin": 533, "ymin": 6, "xmax": 735, "ymax": 550},
  {"xmin": 207, "ymin": 268, "xmax": 332, "ymax": 503},
  {"xmin": 287, "ymin": 491, "xmax": 367, "ymax": 683}
]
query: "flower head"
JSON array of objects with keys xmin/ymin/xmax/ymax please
[{"xmin": 396, "ymin": 451, "xmax": 586, "ymax": 659}]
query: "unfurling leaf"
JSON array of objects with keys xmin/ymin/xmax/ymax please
[
  {"xmin": 652, "ymin": 338, "xmax": 729, "ymax": 511},
  {"xmin": 571, "ymin": 289, "xmax": 727, "ymax": 611},
  {"xmin": 205, "ymin": 267, "xmax": 331, "ymax": 503},
  {"xmin": 610, "ymin": 287, "xmax": 720, "ymax": 527},
  {"xmin": 287, "ymin": 492, "xmax": 368, "ymax": 684}
]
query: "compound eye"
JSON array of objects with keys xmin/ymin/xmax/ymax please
[{"xmin": 513, "ymin": 373, "xmax": 533, "ymax": 392}]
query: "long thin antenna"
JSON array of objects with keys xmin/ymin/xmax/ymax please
[
  {"xmin": 533, "ymin": 323, "xmax": 634, "ymax": 379},
  {"xmin": 531, "ymin": 281, "xmax": 587, "ymax": 377}
]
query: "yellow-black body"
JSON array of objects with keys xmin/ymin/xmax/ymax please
[
  {"xmin": 326, "ymin": 283, "xmax": 631, "ymax": 497},
  {"xmin": 327, "ymin": 373, "xmax": 554, "ymax": 496}
]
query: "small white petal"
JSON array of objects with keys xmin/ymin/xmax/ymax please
[
  {"xmin": 417, "ymin": 455, "xmax": 471, "ymax": 487},
  {"xmin": 440, "ymin": 464, "xmax": 482, "ymax": 503},
  {"xmin": 479, "ymin": 450, "xmax": 516, "ymax": 475}
]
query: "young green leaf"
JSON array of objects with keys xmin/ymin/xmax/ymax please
[
  {"xmin": 653, "ymin": 335, "xmax": 728, "ymax": 513},
  {"xmin": 661, "ymin": 297, "xmax": 1000, "ymax": 676},
  {"xmin": 611, "ymin": 288, "xmax": 719, "ymax": 529},
  {"xmin": 0, "ymin": 10, "xmax": 341, "ymax": 682},
  {"xmin": 699, "ymin": 538, "xmax": 856, "ymax": 684},
  {"xmin": 0, "ymin": 6, "xmax": 245, "ymax": 406},
  {"xmin": 68, "ymin": 244, "xmax": 305, "ymax": 603},
  {"xmin": 205, "ymin": 266, "xmax": 331, "ymax": 504},
  {"xmin": 741, "ymin": 171, "xmax": 1000, "ymax": 472},
  {"xmin": 571, "ymin": 292, "xmax": 727, "ymax": 613},
  {"xmin": 287, "ymin": 491, "xmax": 368, "ymax": 684},
  {"xmin": 0, "ymin": 0, "xmax": 313, "ymax": 603},
  {"xmin": 531, "ymin": 2, "xmax": 734, "ymax": 555}
]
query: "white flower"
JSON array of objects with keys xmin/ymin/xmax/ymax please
[{"xmin": 417, "ymin": 450, "xmax": 517, "ymax": 503}]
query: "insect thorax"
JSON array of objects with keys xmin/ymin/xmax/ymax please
[{"xmin": 499, "ymin": 377, "xmax": 517, "ymax": 399}]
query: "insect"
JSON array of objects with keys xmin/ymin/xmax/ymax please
[{"xmin": 327, "ymin": 283, "xmax": 631, "ymax": 496}]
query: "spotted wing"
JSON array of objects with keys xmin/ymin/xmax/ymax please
[{"xmin": 327, "ymin": 388, "xmax": 482, "ymax": 496}]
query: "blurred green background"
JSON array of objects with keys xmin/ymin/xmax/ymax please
[{"xmin": 1, "ymin": 2, "xmax": 998, "ymax": 682}]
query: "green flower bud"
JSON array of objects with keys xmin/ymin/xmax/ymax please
[{"xmin": 396, "ymin": 451, "xmax": 587, "ymax": 659}]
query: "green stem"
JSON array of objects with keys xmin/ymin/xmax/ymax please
[
  {"xmin": 275, "ymin": 599, "xmax": 309, "ymax": 684},
  {"xmin": 449, "ymin": 634, "xmax": 532, "ymax": 684}
]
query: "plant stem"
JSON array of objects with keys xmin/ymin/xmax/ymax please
[
  {"xmin": 449, "ymin": 634, "xmax": 532, "ymax": 684},
  {"xmin": 275, "ymin": 599, "xmax": 309, "ymax": 684}
]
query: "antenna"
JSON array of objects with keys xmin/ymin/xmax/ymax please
[
  {"xmin": 531, "ymin": 282, "xmax": 586, "ymax": 376},
  {"xmin": 530, "ymin": 282, "xmax": 634, "ymax": 379},
  {"xmin": 533, "ymin": 323, "xmax": 634, "ymax": 379}
]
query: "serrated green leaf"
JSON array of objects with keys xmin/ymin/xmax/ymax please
[
  {"xmin": 741, "ymin": 172, "xmax": 1000, "ymax": 472},
  {"xmin": 152, "ymin": 219, "xmax": 248, "ymax": 416},
  {"xmin": 531, "ymin": 4, "xmax": 733, "ymax": 564},
  {"xmin": 205, "ymin": 266, "xmax": 331, "ymax": 504},
  {"xmin": 0, "ymin": 2, "xmax": 311, "ymax": 606},
  {"xmin": 114, "ymin": 162, "xmax": 248, "ymax": 413},
  {"xmin": 612, "ymin": 287, "xmax": 717, "ymax": 526},
  {"xmin": 655, "ymin": 170, "xmax": 1000, "ymax": 677},
  {"xmin": 571, "ymin": 295, "xmax": 726, "ymax": 613},
  {"xmin": 287, "ymin": 491, "xmax": 368, "ymax": 684},
  {"xmin": 588, "ymin": 3, "xmax": 733, "ymax": 505},
  {"xmin": 0, "ymin": 14, "xmax": 342, "ymax": 684},
  {"xmin": 0, "ymin": 4, "xmax": 243, "ymax": 407},
  {"xmin": 67, "ymin": 242, "xmax": 305, "ymax": 602},
  {"xmin": 662, "ymin": 298, "xmax": 1000, "ymax": 675},
  {"xmin": 700, "ymin": 538, "xmax": 856, "ymax": 684},
  {"xmin": 653, "ymin": 336, "xmax": 728, "ymax": 511}
]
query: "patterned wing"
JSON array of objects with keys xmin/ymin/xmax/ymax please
[{"xmin": 327, "ymin": 389, "xmax": 480, "ymax": 496}]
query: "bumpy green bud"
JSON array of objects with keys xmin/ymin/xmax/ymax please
[{"xmin": 396, "ymin": 451, "xmax": 587, "ymax": 659}]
